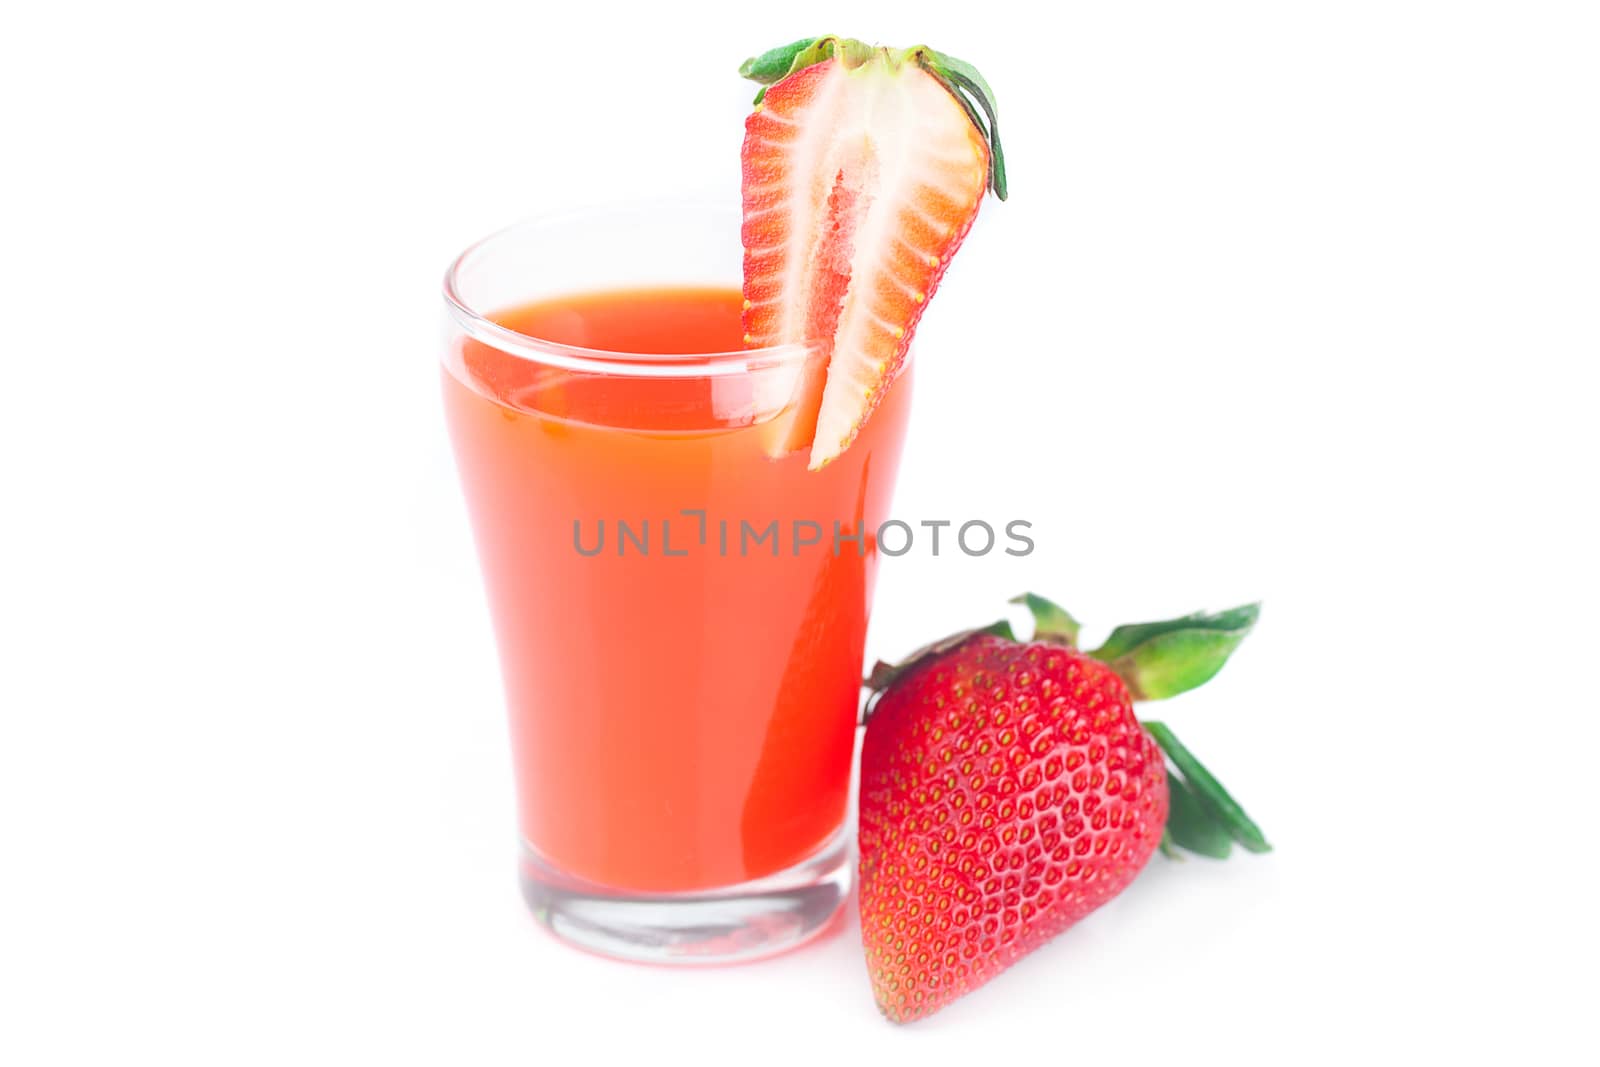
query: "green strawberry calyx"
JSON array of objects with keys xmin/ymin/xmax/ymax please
[
  {"xmin": 863, "ymin": 593, "xmax": 1270, "ymax": 861},
  {"xmin": 1029, "ymin": 596, "xmax": 1260, "ymax": 701},
  {"xmin": 738, "ymin": 35, "xmax": 1008, "ymax": 199}
]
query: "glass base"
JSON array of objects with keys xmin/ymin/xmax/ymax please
[{"xmin": 518, "ymin": 831, "xmax": 852, "ymax": 965}]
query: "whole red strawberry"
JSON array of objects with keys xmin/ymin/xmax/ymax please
[{"xmin": 858, "ymin": 595, "xmax": 1267, "ymax": 1023}]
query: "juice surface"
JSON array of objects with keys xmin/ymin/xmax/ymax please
[{"xmin": 443, "ymin": 287, "xmax": 911, "ymax": 891}]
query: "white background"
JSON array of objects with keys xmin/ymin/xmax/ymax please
[{"xmin": 3, "ymin": 2, "xmax": 1596, "ymax": 1063}]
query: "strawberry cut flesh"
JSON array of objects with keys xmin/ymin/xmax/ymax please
[{"xmin": 742, "ymin": 53, "xmax": 990, "ymax": 468}]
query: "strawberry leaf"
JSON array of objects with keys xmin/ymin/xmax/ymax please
[
  {"xmin": 1145, "ymin": 720, "xmax": 1271, "ymax": 854},
  {"xmin": 922, "ymin": 50, "xmax": 1008, "ymax": 199},
  {"xmin": 1164, "ymin": 770, "xmax": 1234, "ymax": 859},
  {"xmin": 739, "ymin": 35, "xmax": 875, "ymax": 91},
  {"xmin": 1009, "ymin": 592, "xmax": 1080, "ymax": 646},
  {"xmin": 1089, "ymin": 603, "xmax": 1259, "ymax": 700},
  {"xmin": 738, "ymin": 37, "xmax": 822, "ymax": 84},
  {"xmin": 1093, "ymin": 604, "xmax": 1259, "ymax": 662}
]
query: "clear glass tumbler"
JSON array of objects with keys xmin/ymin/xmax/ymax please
[{"xmin": 441, "ymin": 203, "xmax": 913, "ymax": 963}]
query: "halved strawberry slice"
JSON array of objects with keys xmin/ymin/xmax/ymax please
[{"xmin": 739, "ymin": 37, "xmax": 1007, "ymax": 468}]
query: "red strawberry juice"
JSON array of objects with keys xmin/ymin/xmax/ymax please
[{"xmin": 442, "ymin": 286, "xmax": 912, "ymax": 891}]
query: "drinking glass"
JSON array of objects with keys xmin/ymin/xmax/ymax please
[{"xmin": 441, "ymin": 202, "xmax": 913, "ymax": 963}]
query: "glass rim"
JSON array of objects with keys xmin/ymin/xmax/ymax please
[{"xmin": 442, "ymin": 199, "xmax": 819, "ymax": 378}]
